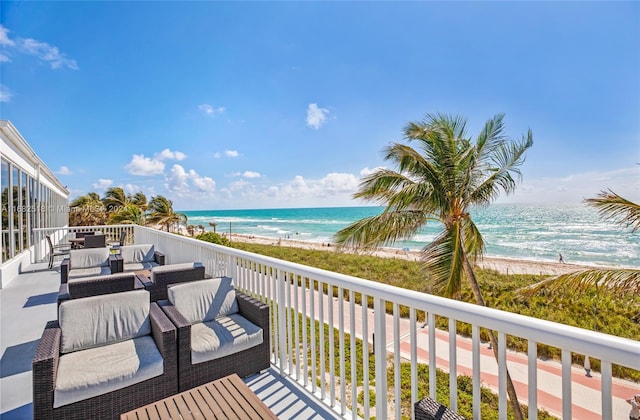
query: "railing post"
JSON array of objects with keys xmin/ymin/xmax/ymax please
[
  {"xmin": 374, "ymin": 297, "xmax": 387, "ymax": 418},
  {"xmin": 277, "ymin": 269, "xmax": 287, "ymax": 374}
]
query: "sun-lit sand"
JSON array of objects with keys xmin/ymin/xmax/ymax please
[{"xmin": 219, "ymin": 232, "xmax": 605, "ymax": 276}]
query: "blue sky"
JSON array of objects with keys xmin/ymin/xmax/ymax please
[{"xmin": 1, "ymin": 2, "xmax": 638, "ymax": 210}]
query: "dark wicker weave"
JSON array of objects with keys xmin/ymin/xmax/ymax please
[
  {"xmin": 415, "ymin": 397, "xmax": 467, "ymax": 420},
  {"xmin": 57, "ymin": 273, "xmax": 145, "ymax": 306},
  {"xmin": 60, "ymin": 254, "xmax": 119, "ymax": 284},
  {"xmin": 160, "ymin": 291, "xmax": 270, "ymax": 392},
  {"xmin": 146, "ymin": 263, "xmax": 206, "ymax": 301},
  {"xmin": 32, "ymin": 303, "xmax": 178, "ymax": 420}
]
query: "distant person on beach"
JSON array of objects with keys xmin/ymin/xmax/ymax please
[
  {"xmin": 558, "ymin": 253, "xmax": 564, "ymax": 263},
  {"xmin": 627, "ymin": 394, "xmax": 640, "ymax": 420}
]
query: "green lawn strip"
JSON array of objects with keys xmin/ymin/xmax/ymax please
[{"xmin": 235, "ymin": 242, "xmax": 640, "ymax": 381}]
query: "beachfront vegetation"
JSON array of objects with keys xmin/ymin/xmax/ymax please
[
  {"xmin": 69, "ymin": 188, "xmax": 186, "ymax": 231},
  {"xmin": 195, "ymin": 231, "xmax": 231, "ymax": 246},
  {"xmin": 334, "ymin": 113, "xmax": 533, "ymax": 419},
  {"xmin": 232, "ymin": 241, "xmax": 640, "ymax": 381}
]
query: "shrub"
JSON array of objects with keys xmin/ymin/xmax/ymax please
[{"xmin": 195, "ymin": 231, "xmax": 231, "ymax": 246}]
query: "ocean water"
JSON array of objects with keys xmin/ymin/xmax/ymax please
[{"xmin": 183, "ymin": 204, "xmax": 639, "ymax": 268}]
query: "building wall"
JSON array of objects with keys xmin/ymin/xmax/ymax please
[{"xmin": 0, "ymin": 120, "xmax": 69, "ymax": 288}]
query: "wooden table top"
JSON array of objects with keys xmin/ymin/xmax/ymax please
[{"xmin": 120, "ymin": 373, "xmax": 277, "ymax": 420}]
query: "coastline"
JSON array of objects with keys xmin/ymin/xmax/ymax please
[{"xmin": 221, "ymin": 232, "xmax": 609, "ymax": 276}]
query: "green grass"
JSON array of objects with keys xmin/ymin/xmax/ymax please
[{"xmin": 234, "ymin": 241, "xmax": 640, "ymax": 381}]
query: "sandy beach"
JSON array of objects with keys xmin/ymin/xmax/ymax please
[{"xmin": 221, "ymin": 232, "xmax": 605, "ymax": 276}]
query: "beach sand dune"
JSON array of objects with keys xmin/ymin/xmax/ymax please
[{"xmin": 222, "ymin": 233, "xmax": 605, "ymax": 276}]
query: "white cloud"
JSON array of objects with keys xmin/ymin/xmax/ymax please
[
  {"xmin": 360, "ymin": 166, "xmax": 386, "ymax": 177},
  {"xmin": 213, "ymin": 152, "xmax": 221, "ymax": 159},
  {"xmin": 497, "ymin": 166, "xmax": 640, "ymax": 204},
  {"xmin": 199, "ymin": 104, "xmax": 225, "ymax": 116},
  {"xmin": 243, "ymin": 171, "xmax": 261, "ymax": 179},
  {"xmin": 225, "ymin": 150, "xmax": 239, "ymax": 158},
  {"xmin": 0, "ymin": 25, "xmax": 15, "ymax": 46},
  {"xmin": 306, "ymin": 103, "xmax": 330, "ymax": 130},
  {"xmin": 165, "ymin": 164, "xmax": 216, "ymax": 197},
  {"xmin": 57, "ymin": 166, "xmax": 72, "ymax": 175},
  {"xmin": 0, "ymin": 24, "xmax": 77, "ymax": 72},
  {"xmin": 92, "ymin": 178, "xmax": 113, "ymax": 190},
  {"xmin": 157, "ymin": 148, "xmax": 186, "ymax": 161},
  {"xmin": 125, "ymin": 149, "xmax": 187, "ymax": 176},
  {"xmin": 21, "ymin": 38, "xmax": 78, "ymax": 70},
  {"xmin": 125, "ymin": 154, "xmax": 166, "ymax": 176},
  {"xmin": 0, "ymin": 84, "xmax": 12, "ymax": 102}
]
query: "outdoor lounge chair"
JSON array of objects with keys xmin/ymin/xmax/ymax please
[
  {"xmin": 144, "ymin": 262, "xmax": 207, "ymax": 301},
  {"xmin": 57, "ymin": 272, "xmax": 145, "ymax": 306},
  {"xmin": 116, "ymin": 244, "xmax": 165, "ymax": 272},
  {"xmin": 159, "ymin": 277, "xmax": 270, "ymax": 391},
  {"xmin": 60, "ymin": 247, "xmax": 119, "ymax": 284},
  {"xmin": 32, "ymin": 290, "xmax": 178, "ymax": 419}
]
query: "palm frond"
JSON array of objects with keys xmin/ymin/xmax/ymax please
[
  {"xmin": 520, "ymin": 268, "xmax": 640, "ymax": 296},
  {"xmin": 334, "ymin": 210, "xmax": 429, "ymax": 250},
  {"xmin": 461, "ymin": 216, "xmax": 485, "ymax": 262},
  {"xmin": 586, "ymin": 189, "xmax": 640, "ymax": 232},
  {"xmin": 422, "ymin": 224, "xmax": 465, "ymax": 297}
]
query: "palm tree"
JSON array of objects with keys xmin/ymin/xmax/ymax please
[
  {"xmin": 131, "ymin": 192, "xmax": 148, "ymax": 211},
  {"xmin": 102, "ymin": 187, "xmax": 129, "ymax": 212},
  {"xmin": 108, "ymin": 203, "xmax": 146, "ymax": 225},
  {"xmin": 209, "ymin": 221, "xmax": 217, "ymax": 233},
  {"xmin": 334, "ymin": 113, "xmax": 533, "ymax": 420},
  {"xmin": 69, "ymin": 192, "xmax": 107, "ymax": 226},
  {"xmin": 523, "ymin": 190, "xmax": 640, "ymax": 296},
  {"xmin": 147, "ymin": 195, "xmax": 187, "ymax": 232}
]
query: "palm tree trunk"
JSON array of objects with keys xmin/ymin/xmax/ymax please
[{"xmin": 462, "ymin": 255, "xmax": 525, "ymax": 420}]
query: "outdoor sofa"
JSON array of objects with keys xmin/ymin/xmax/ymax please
[
  {"xmin": 60, "ymin": 247, "xmax": 119, "ymax": 284},
  {"xmin": 159, "ymin": 277, "xmax": 270, "ymax": 391},
  {"xmin": 116, "ymin": 244, "xmax": 165, "ymax": 272},
  {"xmin": 32, "ymin": 290, "xmax": 177, "ymax": 419}
]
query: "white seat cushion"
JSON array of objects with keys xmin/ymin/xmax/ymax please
[
  {"xmin": 70, "ymin": 247, "xmax": 110, "ymax": 269},
  {"xmin": 68, "ymin": 266, "xmax": 112, "ymax": 279},
  {"xmin": 53, "ymin": 335, "xmax": 163, "ymax": 408},
  {"xmin": 59, "ymin": 290, "xmax": 150, "ymax": 354},
  {"xmin": 121, "ymin": 244, "xmax": 155, "ymax": 263},
  {"xmin": 168, "ymin": 277, "xmax": 238, "ymax": 324},
  {"xmin": 123, "ymin": 262, "xmax": 159, "ymax": 272},
  {"xmin": 190, "ymin": 314, "xmax": 263, "ymax": 364}
]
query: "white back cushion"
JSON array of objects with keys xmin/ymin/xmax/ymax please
[
  {"xmin": 122, "ymin": 244, "xmax": 155, "ymax": 263},
  {"xmin": 168, "ymin": 277, "xmax": 238, "ymax": 324},
  {"xmin": 59, "ymin": 290, "xmax": 151, "ymax": 354},
  {"xmin": 69, "ymin": 247, "xmax": 110, "ymax": 269}
]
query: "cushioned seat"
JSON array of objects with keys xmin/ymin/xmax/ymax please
[
  {"xmin": 118, "ymin": 244, "xmax": 165, "ymax": 272},
  {"xmin": 60, "ymin": 247, "xmax": 118, "ymax": 284},
  {"xmin": 32, "ymin": 290, "xmax": 178, "ymax": 419},
  {"xmin": 160, "ymin": 277, "xmax": 270, "ymax": 391},
  {"xmin": 191, "ymin": 314, "xmax": 263, "ymax": 364},
  {"xmin": 54, "ymin": 335, "xmax": 163, "ymax": 408}
]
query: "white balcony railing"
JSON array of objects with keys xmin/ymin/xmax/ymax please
[{"xmin": 35, "ymin": 225, "xmax": 640, "ymax": 419}]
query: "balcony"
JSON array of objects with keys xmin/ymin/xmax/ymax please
[{"xmin": 2, "ymin": 224, "xmax": 638, "ymax": 419}]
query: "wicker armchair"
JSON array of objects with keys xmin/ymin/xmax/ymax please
[
  {"xmin": 160, "ymin": 277, "xmax": 270, "ymax": 391},
  {"xmin": 115, "ymin": 244, "xmax": 165, "ymax": 273},
  {"xmin": 145, "ymin": 262, "xmax": 207, "ymax": 301},
  {"xmin": 60, "ymin": 248, "xmax": 119, "ymax": 284},
  {"xmin": 57, "ymin": 272, "xmax": 145, "ymax": 306},
  {"xmin": 32, "ymin": 290, "xmax": 177, "ymax": 420}
]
